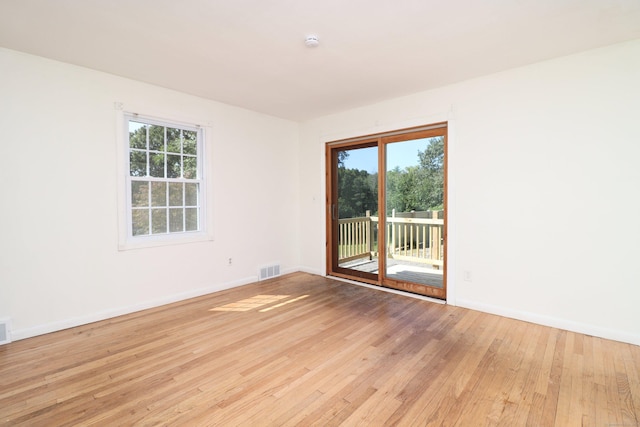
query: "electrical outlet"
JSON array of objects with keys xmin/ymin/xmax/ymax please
[
  {"xmin": 464, "ymin": 270, "xmax": 472, "ymax": 282},
  {"xmin": 227, "ymin": 257, "xmax": 233, "ymax": 266}
]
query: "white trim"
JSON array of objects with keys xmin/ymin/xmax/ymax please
[
  {"xmin": 319, "ymin": 111, "xmax": 453, "ymax": 145},
  {"xmin": 115, "ymin": 105, "xmax": 214, "ymax": 250},
  {"xmin": 444, "ymin": 107, "xmax": 457, "ymax": 306},
  {"xmin": 297, "ymin": 266, "xmax": 325, "ymax": 276},
  {"xmin": 326, "ymin": 122, "xmax": 448, "ymax": 145},
  {"xmin": 457, "ymin": 299, "xmax": 640, "ymax": 346},
  {"xmin": 11, "ymin": 276, "xmax": 257, "ymax": 341},
  {"xmin": 10, "ymin": 269, "xmax": 640, "ymax": 346},
  {"xmin": 118, "ymin": 231, "xmax": 213, "ymax": 251}
]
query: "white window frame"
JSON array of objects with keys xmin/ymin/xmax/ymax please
[{"xmin": 116, "ymin": 106, "xmax": 213, "ymax": 250}]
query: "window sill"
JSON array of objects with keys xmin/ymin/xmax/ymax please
[{"xmin": 118, "ymin": 231, "xmax": 213, "ymax": 251}]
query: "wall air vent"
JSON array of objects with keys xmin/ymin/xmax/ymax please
[
  {"xmin": 0, "ymin": 319, "xmax": 11, "ymax": 345},
  {"xmin": 259, "ymin": 264, "xmax": 281, "ymax": 281}
]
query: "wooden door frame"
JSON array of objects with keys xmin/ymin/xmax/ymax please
[
  {"xmin": 325, "ymin": 139, "xmax": 379, "ymax": 285},
  {"xmin": 326, "ymin": 123, "xmax": 448, "ymax": 299},
  {"xmin": 379, "ymin": 126, "xmax": 448, "ymax": 299}
]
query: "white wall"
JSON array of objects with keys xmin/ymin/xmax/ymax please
[
  {"xmin": 0, "ymin": 48, "xmax": 300, "ymax": 340},
  {"xmin": 299, "ymin": 39, "xmax": 640, "ymax": 345},
  {"xmin": 3, "ymin": 39, "xmax": 639, "ymax": 346}
]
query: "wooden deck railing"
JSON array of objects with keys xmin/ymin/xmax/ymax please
[
  {"xmin": 338, "ymin": 216, "xmax": 372, "ymax": 262},
  {"xmin": 338, "ymin": 210, "xmax": 444, "ymax": 267}
]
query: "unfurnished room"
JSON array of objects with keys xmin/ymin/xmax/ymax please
[{"xmin": 1, "ymin": 1, "xmax": 640, "ymax": 425}]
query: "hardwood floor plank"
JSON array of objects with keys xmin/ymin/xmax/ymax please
[
  {"xmin": 539, "ymin": 329, "xmax": 567, "ymax": 425},
  {"xmin": 389, "ymin": 310, "xmax": 499, "ymax": 425},
  {"xmin": 623, "ymin": 344, "xmax": 640, "ymax": 425},
  {"xmin": 603, "ymin": 336, "xmax": 625, "ymax": 427},
  {"xmin": 613, "ymin": 347, "xmax": 639, "ymax": 427},
  {"xmin": 508, "ymin": 324, "xmax": 547, "ymax": 425},
  {"xmin": 580, "ymin": 334, "xmax": 597, "ymax": 425},
  {"xmin": 451, "ymin": 318, "xmax": 528, "ymax": 426},
  {"xmin": 1, "ymin": 272, "xmax": 639, "ymax": 426},
  {"xmin": 554, "ymin": 332, "xmax": 576, "ymax": 426}
]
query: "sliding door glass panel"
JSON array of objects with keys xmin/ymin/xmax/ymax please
[
  {"xmin": 335, "ymin": 146, "xmax": 379, "ymax": 276},
  {"xmin": 385, "ymin": 137, "xmax": 445, "ymax": 290}
]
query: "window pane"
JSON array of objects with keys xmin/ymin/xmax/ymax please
[
  {"xmin": 149, "ymin": 125, "xmax": 164, "ymax": 151},
  {"xmin": 129, "ymin": 122, "xmax": 147, "ymax": 149},
  {"xmin": 184, "ymin": 156, "xmax": 197, "ymax": 179},
  {"xmin": 130, "ymin": 151, "xmax": 147, "ymax": 177},
  {"xmin": 167, "ymin": 128, "xmax": 181, "ymax": 153},
  {"xmin": 151, "ymin": 182, "xmax": 166, "ymax": 207},
  {"xmin": 152, "ymin": 208, "xmax": 167, "ymax": 234},
  {"xmin": 132, "ymin": 209, "xmax": 149, "ymax": 236},
  {"xmin": 185, "ymin": 208, "xmax": 198, "ymax": 231},
  {"xmin": 150, "ymin": 153, "xmax": 165, "ymax": 178},
  {"xmin": 185, "ymin": 183, "xmax": 198, "ymax": 206},
  {"xmin": 167, "ymin": 154, "xmax": 181, "ymax": 178},
  {"xmin": 169, "ymin": 182, "xmax": 183, "ymax": 206},
  {"xmin": 126, "ymin": 116, "xmax": 203, "ymax": 241},
  {"xmin": 131, "ymin": 181, "xmax": 149, "ymax": 207},
  {"xmin": 184, "ymin": 130, "xmax": 197, "ymax": 155},
  {"xmin": 169, "ymin": 208, "xmax": 184, "ymax": 232}
]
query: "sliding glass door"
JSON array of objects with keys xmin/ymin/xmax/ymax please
[
  {"xmin": 382, "ymin": 132, "xmax": 445, "ymax": 297},
  {"xmin": 326, "ymin": 125, "xmax": 447, "ymax": 299},
  {"xmin": 327, "ymin": 142, "xmax": 379, "ymax": 282}
]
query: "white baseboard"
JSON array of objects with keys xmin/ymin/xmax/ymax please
[
  {"xmin": 11, "ymin": 275, "xmax": 257, "ymax": 341},
  {"xmin": 456, "ymin": 298, "xmax": 640, "ymax": 347},
  {"xmin": 295, "ymin": 266, "xmax": 324, "ymax": 276},
  {"xmin": 12, "ymin": 272, "xmax": 638, "ymax": 347}
]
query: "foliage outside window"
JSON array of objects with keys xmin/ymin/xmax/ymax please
[
  {"xmin": 336, "ymin": 136, "xmax": 444, "ymax": 218},
  {"xmin": 385, "ymin": 136, "xmax": 445, "ymax": 214},
  {"xmin": 126, "ymin": 116, "xmax": 202, "ymax": 238}
]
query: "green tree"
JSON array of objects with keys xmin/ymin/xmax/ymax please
[
  {"xmin": 417, "ymin": 136, "xmax": 444, "ymax": 210},
  {"xmin": 385, "ymin": 137, "xmax": 444, "ymax": 214},
  {"xmin": 336, "ymin": 136, "xmax": 443, "ymax": 218},
  {"xmin": 337, "ymin": 150, "xmax": 349, "ymax": 168},
  {"xmin": 337, "ymin": 167, "xmax": 377, "ymax": 218}
]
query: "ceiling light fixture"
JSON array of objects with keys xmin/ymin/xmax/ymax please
[{"xmin": 305, "ymin": 34, "xmax": 319, "ymax": 48}]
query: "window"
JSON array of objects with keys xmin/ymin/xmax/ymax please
[{"xmin": 125, "ymin": 114, "xmax": 205, "ymax": 243}]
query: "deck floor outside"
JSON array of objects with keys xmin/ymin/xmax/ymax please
[{"xmin": 340, "ymin": 258, "xmax": 444, "ymax": 288}]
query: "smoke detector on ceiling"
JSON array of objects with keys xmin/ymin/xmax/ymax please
[{"xmin": 305, "ymin": 34, "xmax": 319, "ymax": 48}]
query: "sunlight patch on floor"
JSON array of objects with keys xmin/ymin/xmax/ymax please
[
  {"xmin": 259, "ymin": 295, "xmax": 310, "ymax": 312},
  {"xmin": 209, "ymin": 295, "xmax": 290, "ymax": 312}
]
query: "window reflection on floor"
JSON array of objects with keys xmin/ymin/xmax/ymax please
[{"xmin": 209, "ymin": 294, "xmax": 310, "ymax": 312}]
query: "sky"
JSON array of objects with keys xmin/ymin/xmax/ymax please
[{"xmin": 342, "ymin": 138, "xmax": 431, "ymax": 173}]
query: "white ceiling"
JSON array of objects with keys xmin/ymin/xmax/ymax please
[{"xmin": 1, "ymin": 0, "xmax": 640, "ymax": 121}]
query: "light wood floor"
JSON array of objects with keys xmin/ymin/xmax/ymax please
[{"xmin": 1, "ymin": 272, "xmax": 639, "ymax": 426}]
